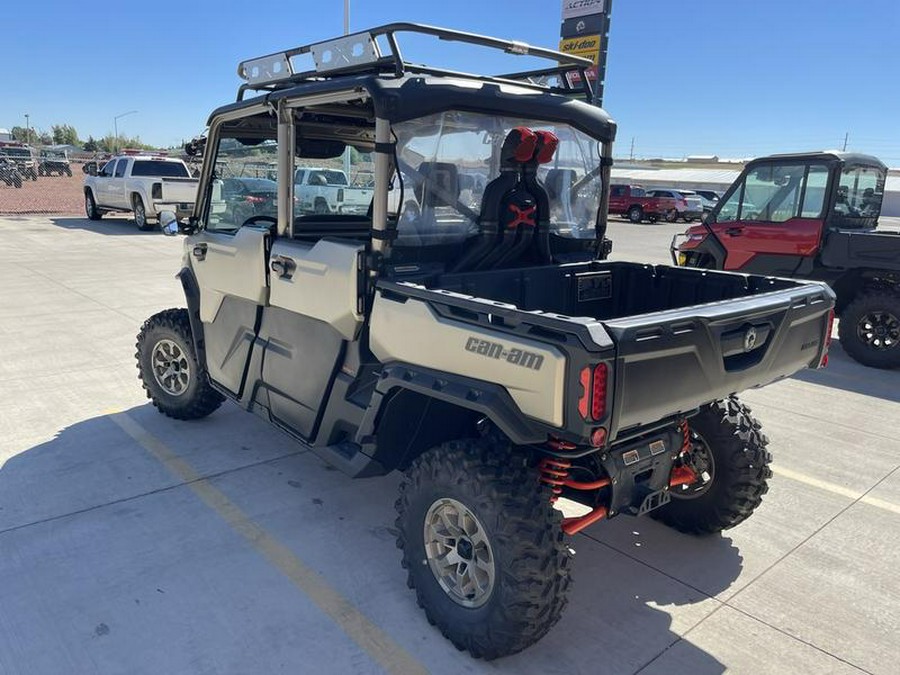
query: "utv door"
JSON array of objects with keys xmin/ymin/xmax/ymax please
[
  {"xmin": 258, "ymin": 235, "xmax": 365, "ymax": 440},
  {"xmin": 711, "ymin": 163, "xmax": 828, "ymax": 274},
  {"xmin": 188, "ymin": 221, "xmax": 270, "ymax": 397}
]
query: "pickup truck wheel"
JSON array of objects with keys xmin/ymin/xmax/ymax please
[
  {"xmin": 136, "ymin": 308, "xmax": 225, "ymax": 419},
  {"xmin": 85, "ymin": 191, "xmax": 102, "ymax": 220},
  {"xmin": 838, "ymin": 292, "xmax": 900, "ymax": 368},
  {"xmin": 133, "ymin": 195, "xmax": 154, "ymax": 231},
  {"xmin": 627, "ymin": 205, "xmax": 644, "ymax": 223},
  {"xmin": 652, "ymin": 397, "xmax": 771, "ymax": 535},
  {"xmin": 314, "ymin": 198, "xmax": 329, "ymax": 214},
  {"xmin": 395, "ymin": 438, "xmax": 570, "ymax": 659}
]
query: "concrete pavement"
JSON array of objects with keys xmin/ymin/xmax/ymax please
[{"xmin": 0, "ymin": 214, "xmax": 897, "ymax": 674}]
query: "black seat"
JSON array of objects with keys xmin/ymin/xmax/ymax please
[
  {"xmin": 492, "ymin": 130, "xmax": 559, "ymax": 267},
  {"xmin": 452, "ymin": 128, "xmax": 536, "ymax": 272}
]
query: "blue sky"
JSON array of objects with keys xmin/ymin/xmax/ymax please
[{"xmin": 2, "ymin": 0, "xmax": 898, "ymax": 161}]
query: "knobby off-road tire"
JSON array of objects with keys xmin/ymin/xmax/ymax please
[
  {"xmin": 838, "ymin": 292, "xmax": 900, "ymax": 369},
  {"xmin": 652, "ymin": 396, "xmax": 771, "ymax": 535},
  {"xmin": 85, "ymin": 190, "xmax": 102, "ymax": 220},
  {"xmin": 395, "ymin": 438, "xmax": 571, "ymax": 659},
  {"xmin": 136, "ymin": 308, "xmax": 224, "ymax": 420}
]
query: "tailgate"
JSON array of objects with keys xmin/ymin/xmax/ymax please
[
  {"xmin": 161, "ymin": 177, "xmax": 199, "ymax": 203},
  {"xmin": 602, "ymin": 282, "xmax": 834, "ymax": 439}
]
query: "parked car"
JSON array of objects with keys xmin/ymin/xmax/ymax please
[
  {"xmin": 294, "ymin": 167, "xmax": 373, "ymax": 215},
  {"xmin": 220, "ymin": 177, "xmax": 278, "ymax": 225},
  {"xmin": 608, "ymin": 183, "xmax": 680, "ymax": 223},
  {"xmin": 38, "ymin": 151, "xmax": 73, "ymax": 177},
  {"xmin": 83, "ymin": 153, "xmax": 199, "ymax": 230},
  {"xmin": 645, "ymin": 188, "xmax": 703, "ymax": 222}
]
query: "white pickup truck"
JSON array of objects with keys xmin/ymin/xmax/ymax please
[
  {"xmin": 294, "ymin": 167, "xmax": 372, "ymax": 215},
  {"xmin": 83, "ymin": 154, "xmax": 198, "ymax": 230}
]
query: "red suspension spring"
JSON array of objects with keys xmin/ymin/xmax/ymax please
[
  {"xmin": 681, "ymin": 420, "xmax": 691, "ymax": 453},
  {"xmin": 538, "ymin": 457, "xmax": 571, "ymax": 503}
]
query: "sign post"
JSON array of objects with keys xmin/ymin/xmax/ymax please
[{"xmin": 559, "ymin": 0, "xmax": 612, "ymax": 107}]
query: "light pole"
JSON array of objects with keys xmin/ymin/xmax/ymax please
[
  {"xmin": 24, "ymin": 113, "xmax": 30, "ymax": 144},
  {"xmin": 113, "ymin": 110, "xmax": 138, "ymax": 153}
]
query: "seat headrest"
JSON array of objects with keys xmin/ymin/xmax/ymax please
[
  {"xmin": 500, "ymin": 127, "xmax": 538, "ymax": 166},
  {"xmin": 414, "ymin": 162, "xmax": 460, "ymax": 208},
  {"xmin": 533, "ymin": 131, "xmax": 559, "ymax": 165}
]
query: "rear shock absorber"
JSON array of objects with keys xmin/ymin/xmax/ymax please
[
  {"xmin": 538, "ymin": 455, "xmax": 611, "ymax": 535},
  {"xmin": 670, "ymin": 420, "xmax": 699, "ymax": 488},
  {"xmin": 538, "ymin": 457, "xmax": 572, "ymax": 503}
]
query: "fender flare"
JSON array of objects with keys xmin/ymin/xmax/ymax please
[
  {"xmin": 356, "ymin": 362, "xmax": 548, "ymax": 453},
  {"xmin": 176, "ymin": 266, "xmax": 207, "ymax": 364}
]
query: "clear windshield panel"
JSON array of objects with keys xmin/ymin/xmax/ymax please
[
  {"xmin": 389, "ymin": 111, "xmax": 603, "ymax": 246},
  {"xmin": 835, "ymin": 165, "xmax": 885, "ymax": 218}
]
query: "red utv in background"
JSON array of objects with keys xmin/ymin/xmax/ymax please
[{"xmin": 674, "ymin": 151, "xmax": 900, "ymax": 369}]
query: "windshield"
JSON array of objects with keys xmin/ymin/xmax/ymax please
[
  {"xmin": 132, "ymin": 160, "xmax": 190, "ymax": 178},
  {"xmin": 389, "ymin": 111, "xmax": 604, "ymax": 246}
]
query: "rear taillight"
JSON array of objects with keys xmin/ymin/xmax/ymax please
[
  {"xmin": 578, "ymin": 363, "xmax": 609, "ymax": 422},
  {"xmin": 151, "ymin": 182, "xmax": 162, "ymax": 199},
  {"xmin": 244, "ymin": 195, "xmax": 266, "ymax": 204},
  {"xmin": 818, "ymin": 309, "xmax": 835, "ymax": 368},
  {"xmin": 337, "ymin": 188, "xmax": 344, "ymax": 202}
]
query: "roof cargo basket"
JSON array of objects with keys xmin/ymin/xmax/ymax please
[{"xmin": 235, "ymin": 22, "xmax": 596, "ymax": 103}]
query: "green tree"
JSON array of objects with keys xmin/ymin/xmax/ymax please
[
  {"xmin": 51, "ymin": 124, "xmax": 80, "ymax": 145},
  {"xmin": 10, "ymin": 125, "xmax": 34, "ymax": 143},
  {"xmin": 83, "ymin": 136, "xmax": 98, "ymax": 152}
]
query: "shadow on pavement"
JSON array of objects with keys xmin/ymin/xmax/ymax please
[
  {"xmin": 792, "ymin": 338, "xmax": 899, "ymax": 403},
  {"xmin": 0, "ymin": 405, "xmax": 731, "ymax": 674},
  {"xmin": 48, "ymin": 216, "xmax": 159, "ymax": 235}
]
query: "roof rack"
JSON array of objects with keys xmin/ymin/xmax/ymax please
[{"xmin": 236, "ymin": 22, "xmax": 596, "ymax": 103}]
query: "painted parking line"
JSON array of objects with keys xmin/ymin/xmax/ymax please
[
  {"xmin": 109, "ymin": 411, "xmax": 428, "ymax": 675},
  {"xmin": 773, "ymin": 465, "xmax": 900, "ymax": 515}
]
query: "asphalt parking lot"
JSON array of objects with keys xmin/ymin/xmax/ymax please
[{"xmin": 1, "ymin": 214, "xmax": 897, "ymax": 675}]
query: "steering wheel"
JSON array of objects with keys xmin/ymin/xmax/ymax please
[{"xmin": 242, "ymin": 215, "xmax": 278, "ymax": 228}]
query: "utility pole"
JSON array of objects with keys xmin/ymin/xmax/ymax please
[
  {"xmin": 629, "ymin": 137, "xmax": 635, "ymax": 161},
  {"xmin": 24, "ymin": 113, "xmax": 30, "ymax": 144},
  {"xmin": 842, "ymin": 132, "xmax": 849, "ymax": 152}
]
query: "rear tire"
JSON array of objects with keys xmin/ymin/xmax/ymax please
[
  {"xmin": 85, "ymin": 191, "xmax": 102, "ymax": 220},
  {"xmin": 13, "ymin": 172, "xmax": 22, "ymax": 188},
  {"xmin": 133, "ymin": 195, "xmax": 154, "ymax": 231},
  {"xmin": 396, "ymin": 438, "xmax": 571, "ymax": 659},
  {"xmin": 136, "ymin": 308, "xmax": 225, "ymax": 419},
  {"xmin": 627, "ymin": 205, "xmax": 644, "ymax": 223},
  {"xmin": 665, "ymin": 209, "xmax": 678, "ymax": 223},
  {"xmin": 314, "ymin": 197, "xmax": 329, "ymax": 214},
  {"xmin": 838, "ymin": 292, "xmax": 900, "ymax": 369},
  {"xmin": 651, "ymin": 396, "xmax": 771, "ymax": 535}
]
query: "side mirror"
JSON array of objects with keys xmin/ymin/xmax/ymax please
[{"xmin": 159, "ymin": 210, "xmax": 179, "ymax": 236}]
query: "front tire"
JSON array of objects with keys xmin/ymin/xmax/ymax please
[
  {"xmin": 652, "ymin": 396, "xmax": 771, "ymax": 535},
  {"xmin": 627, "ymin": 205, "xmax": 644, "ymax": 223},
  {"xmin": 396, "ymin": 438, "xmax": 570, "ymax": 659},
  {"xmin": 85, "ymin": 191, "xmax": 102, "ymax": 220},
  {"xmin": 838, "ymin": 292, "xmax": 900, "ymax": 368},
  {"xmin": 136, "ymin": 309, "xmax": 224, "ymax": 419}
]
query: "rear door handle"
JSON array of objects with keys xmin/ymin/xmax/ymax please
[
  {"xmin": 192, "ymin": 243, "xmax": 207, "ymax": 260},
  {"xmin": 270, "ymin": 255, "xmax": 296, "ymax": 280},
  {"xmin": 724, "ymin": 227, "xmax": 744, "ymax": 236}
]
